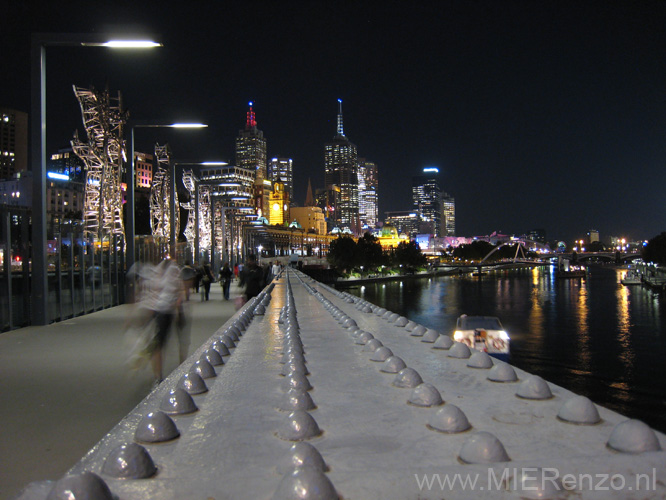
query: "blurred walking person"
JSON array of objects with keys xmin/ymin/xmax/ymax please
[
  {"xmin": 200, "ymin": 263, "xmax": 215, "ymax": 301},
  {"xmin": 219, "ymin": 262, "xmax": 232, "ymax": 300}
]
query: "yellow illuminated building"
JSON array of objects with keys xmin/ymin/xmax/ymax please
[
  {"xmin": 269, "ymin": 179, "xmax": 289, "ymax": 226},
  {"xmin": 377, "ymin": 224, "xmax": 408, "ymax": 249}
]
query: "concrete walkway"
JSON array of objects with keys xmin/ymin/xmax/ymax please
[{"xmin": 0, "ymin": 281, "xmax": 242, "ymax": 500}]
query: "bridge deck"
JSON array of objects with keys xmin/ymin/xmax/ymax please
[{"xmin": 18, "ymin": 269, "xmax": 666, "ymax": 499}]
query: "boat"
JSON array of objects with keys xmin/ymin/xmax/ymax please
[
  {"xmin": 621, "ymin": 270, "xmax": 642, "ymax": 285},
  {"xmin": 452, "ymin": 315, "xmax": 510, "ymax": 361},
  {"xmin": 554, "ymin": 256, "xmax": 586, "ymax": 279}
]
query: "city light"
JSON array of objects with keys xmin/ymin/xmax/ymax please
[{"xmin": 95, "ymin": 40, "xmax": 162, "ymax": 48}]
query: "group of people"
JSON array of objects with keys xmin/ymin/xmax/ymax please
[{"xmin": 126, "ymin": 256, "xmax": 283, "ymax": 388}]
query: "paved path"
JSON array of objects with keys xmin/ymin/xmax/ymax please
[{"xmin": 0, "ymin": 281, "xmax": 242, "ymax": 500}]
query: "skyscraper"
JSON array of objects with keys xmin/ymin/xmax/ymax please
[
  {"xmin": 268, "ymin": 157, "xmax": 293, "ymax": 201},
  {"xmin": 0, "ymin": 108, "xmax": 28, "ymax": 180},
  {"xmin": 412, "ymin": 167, "xmax": 443, "ymax": 237},
  {"xmin": 358, "ymin": 159, "xmax": 378, "ymax": 229},
  {"xmin": 442, "ymin": 193, "xmax": 455, "ymax": 236},
  {"xmin": 324, "ymin": 99, "xmax": 359, "ymax": 233},
  {"xmin": 235, "ymin": 102, "xmax": 267, "ymax": 179}
]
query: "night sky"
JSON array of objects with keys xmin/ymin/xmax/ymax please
[{"xmin": 3, "ymin": 1, "xmax": 665, "ymax": 244}]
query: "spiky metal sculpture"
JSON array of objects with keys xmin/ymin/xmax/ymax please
[
  {"xmin": 71, "ymin": 86, "xmax": 127, "ymax": 242},
  {"xmin": 150, "ymin": 143, "xmax": 179, "ymax": 240},
  {"xmin": 182, "ymin": 169, "xmax": 212, "ymax": 253}
]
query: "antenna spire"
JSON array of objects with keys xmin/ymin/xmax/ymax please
[
  {"xmin": 336, "ymin": 98, "xmax": 345, "ymax": 137},
  {"xmin": 246, "ymin": 101, "xmax": 257, "ymax": 129}
]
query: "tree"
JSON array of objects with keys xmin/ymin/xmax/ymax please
[
  {"xmin": 452, "ymin": 240, "xmax": 495, "ymax": 261},
  {"xmin": 642, "ymin": 232, "xmax": 666, "ymax": 265},
  {"xmin": 356, "ymin": 232, "xmax": 384, "ymax": 272},
  {"xmin": 394, "ymin": 240, "xmax": 426, "ymax": 269},
  {"xmin": 327, "ymin": 236, "xmax": 358, "ymax": 273}
]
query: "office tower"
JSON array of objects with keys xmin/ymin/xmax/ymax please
[
  {"xmin": 358, "ymin": 159, "xmax": 378, "ymax": 229},
  {"xmin": 235, "ymin": 102, "xmax": 267, "ymax": 179},
  {"xmin": 134, "ymin": 152, "xmax": 154, "ymax": 189},
  {"xmin": 0, "ymin": 108, "xmax": 28, "ymax": 180},
  {"xmin": 384, "ymin": 210, "xmax": 420, "ymax": 238},
  {"xmin": 442, "ymin": 193, "xmax": 455, "ymax": 236},
  {"xmin": 48, "ymin": 148, "xmax": 86, "ymax": 183},
  {"xmin": 268, "ymin": 157, "xmax": 293, "ymax": 200},
  {"xmin": 412, "ymin": 167, "xmax": 443, "ymax": 237},
  {"xmin": 324, "ymin": 99, "xmax": 359, "ymax": 233}
]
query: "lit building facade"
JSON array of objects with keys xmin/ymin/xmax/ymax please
[
  {"xmin": 48, "ymin": 148, "xmax": 85, "ymax": 182},
  {"xmin": 134, "ymin": 152, "xmax": 154, "ymax": 189},
  {"xmin": 412, "ymin": 167, "xmax": 443, "ymax": 237},
  {"xmin": 442, "ymin": 193, "xmax": 455, "ymax": 236},
  {"xmin": 324, "ymin": 100, "xmax": 359, "ymax": 234},
  {"xmin": 268, "ymin": 157, "xmax": 293, "ymax": 201},
  {"xmin": 269, "ymin": 179, "xmax": 289, "ymax": 226},
  {"xmin": 235, "ymin": 102, "xmax": 267, "ymax": 180},
  {"xmin": 290, "ymin": 206, "xmax": 327, "ymax": 235},
  {"xmin": 200, "ymin": 165, "xmax": 255, "ymax": 208},
  {"xmin": 0, "ymin": 108, "xmax": 28, "ymax": 180},
  {"xmin": 358, "ymin": 159, "xmax": 378, "ymax": 229},
  {"xmin": 384, "ymin": 210, "xmax": 420, "ymax": 238}
]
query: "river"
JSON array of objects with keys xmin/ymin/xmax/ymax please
[{"xmin": 342, "ymin": 265, "xmax": 666, "ymax": 433}]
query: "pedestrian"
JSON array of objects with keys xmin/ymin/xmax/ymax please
[
  {"xmin": 219, "ymin": 262, "xmax": 232, "ymax": 300},
  {"xmin": 200, "ymin": 263, "xmax": 214, "ymax": 301},
  {"xmin": 272, "ymin": 260, "xmax": 281, "ymax": 278},
  {"xmin": 148, "ymin": 259, "xmax": 185, "ymax": 387},
  {"xmin": 239, "ymin": 254, "xmax": 265, "ymax": 301},
  {"xmin": 234, "ymin": 264, "xmax": 239, "ymax": 280}
]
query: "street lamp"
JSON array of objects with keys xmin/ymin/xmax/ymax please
[
  {"xmin": 127, "ymin": 124, "xmax": 208, "ymax": 270},
  {"xmin": 31, "ymin": 33, "xmax": 161, "ymax": 326}
]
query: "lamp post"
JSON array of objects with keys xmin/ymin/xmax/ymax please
[
  {"xmin": 128, "ymin": 123, "xmax": 207, "ymax": 270},
  {"xmin": 31, "ymin": 34, "xmax": 161, "ymax": 326}
]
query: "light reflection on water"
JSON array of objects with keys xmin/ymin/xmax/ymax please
[{"xmin": 343, "ymin": 266, "xmax": 666, "ymax": 432}]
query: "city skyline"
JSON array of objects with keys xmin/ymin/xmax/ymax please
[{"xmin": 2, "ymin": 1, "xmax": 666, "ymax": 243}]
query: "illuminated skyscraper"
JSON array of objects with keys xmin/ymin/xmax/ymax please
[
  {"xmin": 443, "ymin": 193, "xmax": 455, "ymax": 236},
  {"xmin": 358, "ymin": 159, "xmax": 378, "ymax": 229},
  {"xmin": 235, "ymin": 102, "xmax": 267, "ymax": 179},
  {"xmin": 324, "ymin": 99, "xmax": 359, "ymax": 233},
  {"xmin": 0, "ymin": 108, "xmax": 28, "ymax": 180},
  {"xmin": 268, "ymin": 157, "xmax": 293, "ymax": 200},
  {"xmin": 412, "ymin": 167, "xmax": 443, "ymax": 237}
]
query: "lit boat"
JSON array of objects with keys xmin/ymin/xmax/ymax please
[
  {"xmin": 453, "ymin": 315, "xmax": 510, "ymax": 361},
  {"xmin": 621, "ymin": 270, "xmax": 642, "ymax": 285},
  {"xmin": 554, "ymin": 257, "xmax": 586, "ymax": 279}
]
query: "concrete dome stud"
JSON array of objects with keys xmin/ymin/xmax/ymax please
[
  {"xmin": 177, "ymin": 372, "xmax": 208, "ymax": 395},
  {"xmin": 160, "ymin": 388, "xmax": 198, "ymax": 415},
  {"xmin": 281, "ymin": 360, "xmax": 310, "ymax": 377},
  {"xmin": 280, "ymin": 350, "xmax": 305, "ymax": 365},
  {"xmin": 272, "ymin": 465, "xmax": 337, "ymax": 500},
  {"xmin": 405, "ymin": 320, "xmax": 417, "ymax": 331},
  {"xmin": 487, "ymin": 363, "xmax": 518, "ymax": 382},
  {"xmin": 355, "ymin": 331, "xmax": 375, "ymax": 345},
  {"xmin": 46, "ymin": 472, "xmax": 114, "ymax": 500},
  {"xmin": 516, "ymin": 375, "xmax": 553, "ymax": 400},
  {"xmin": 467, "ymin": 351, "xmax": 494, "ymax": 369},
  {"xmin": 370, "ymin": 346, "xmax": 393, "ymax": 362},
  {"xmin": 279, "ymin": 388, "xmax": 317, "ymax": 412},
  {"xmin": 363, "ymin": 339, "xmax": 383, "ymax": 352},
  {"xmin": 276, "ymin": 442, "xmax": 328, "ymax": 475},
  {"xmin": 226, "ymin": 326, "xmax": 241, "ymax": 340},
  {"xmin": 221, "ymin": 335, "xmax": 236, "ymax": 349},
  {"xmin": 382, "ymin": 310, "xmax": 393, "ymax": 319},
  {"xmin": 362, "ymin": 305, "xmax": 373, "ymax": 313},
  {"xmin": 447, "ymin": 342, "xmax": 472, "ymax": 359},
  {"xmin": 193, "ymin": 358, "xmax": 217, "ymax": 378},
  {"xmin": 343, "ymin": 318, "xmax": 358, "ymax": 329},
  {"xmin": 392, "ymin": 367, "xmax": 424, "ymax": 388},
  {"xmin": 408, "ymin": 383, "xmax": 443, "ymax": 407},
  {"xmin": 458, "ymin": 431, "xmax": 510, "ymax": 464},
  {"xmin": 395, "ymin": 316, "xmax": 409, "ymax": 327},
  {"xmin": 427, "ymin": 404, "xmax": 471, "ymax": 433},
  {"xmin": 411, "ymin": 325, "xmax": 427, "ymax": 336},
  {"xmin": 102, "ymin": 442, "xmax": 157, "ymax": 479},
  {"xmin": 422, "ymin": 329, "xmax": 440, "ymax": 343},
  {"xmin": 433, "ymin": 335, "xmax": 454, "ymax": 350},
  {"xmin": 380, "ymin": 356, "xmax": 407, "ymax": 373},
  {"xmin": 388, "ymin": 313, "xmax": 400, "ymax": 323},
  {"xmin": 557, "ymin": 396, "xmax": 601, "ymax": 425},
  {"xmin": 282, "ymin": 372, "xmax": 313, "ymax": 392},
  {"xmin": 276, "ymin": 410, "xmax": 322, "ymax": 441},
  {"xmin": 607, "ymin": 419, "xmax": 662, "ymax": 454},
  {"xmin": 375, "ymin": 307, "xmax": 387, "ymax": 316},
  {"xmin": 134, "ymin": 411, "xmax": 180, "ymax": 443},
  {"xmin": 202, "ymin": 348, "xmax": 224, "ymax": 366},
  {"xmin": 212, "ymin": 340, "xmax": 230, "ymax": 357}
]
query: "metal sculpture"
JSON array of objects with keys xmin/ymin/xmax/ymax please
[
  {"xmin": 181, "ymin": 168, "xmax": 212, "ymax": 253},
  {"xmin": 150, "ymin": 144, "xmax": 179, "ymax": 240},
  {"xmin": 71, "ymin": 85, "xmax": 127, "ymax": 241}
]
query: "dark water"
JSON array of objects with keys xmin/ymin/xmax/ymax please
[{"xmin": 343, "ymin": 265, "xmax": 666, "ymax": 433}]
